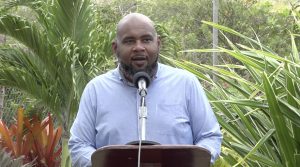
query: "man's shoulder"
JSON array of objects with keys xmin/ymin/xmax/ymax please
[{"xmin": 87, "ymin": 68, "xmax": 119, "ymax": 85}]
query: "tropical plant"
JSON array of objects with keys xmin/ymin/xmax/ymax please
[
  {"xmin": 25, "ymin": 114, "xmax": 62, "ymax": 166},
  {"xmin": 162, "ymin": 17, "xmax": 300, "ymax": 166},
  {"xmin": 0, "ymin": 107, "xmax": 33, "ymax": 160},
  {"xmin": 0, "ymin": 107, "xmax": 62, "ymax": 166},
  {"xmin": 0, "ymin": 0, "xmax": 114, "ymax": 166},
  {"xmin": 0, "ymin": 146, "xmax": 33, "ymax": 167}
]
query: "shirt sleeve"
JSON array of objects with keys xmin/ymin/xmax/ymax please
[
  {"xmin": 69, "ymin": 83, "xmax": 97, "ymax": 167},
  {"xmin": 187, "ymin": 74, "xmax": 223, "ymax": 164}
]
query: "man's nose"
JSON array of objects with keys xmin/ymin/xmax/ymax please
[{"xmin": 133, "ymin": 41, "xmax": 145, "ymax": 52}]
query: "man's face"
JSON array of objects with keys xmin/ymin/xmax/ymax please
[{"xmin": 112, "ymin": 19, "xmax": 160, "ymax": 79}]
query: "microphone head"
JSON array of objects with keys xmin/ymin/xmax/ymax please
[{"xmin": 133, "ymin": 71, "xmax": 151, "ymax": 89}]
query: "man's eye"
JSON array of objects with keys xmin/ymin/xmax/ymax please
[
  {"xmin": 143, "ymin": 38, "xmax": 152, "ymax": 43},
  {"xmin": 124, "ymin": 39, "xmax": 134, "ymax": 44}
]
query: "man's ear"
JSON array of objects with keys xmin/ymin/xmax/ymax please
[
  {"xmin": 157, "ymin": 35, "xmax": 161, "ymax": 49},
  {"xmin": 112, "ymin": 39, "xmax": 117, "ymax": 54}
]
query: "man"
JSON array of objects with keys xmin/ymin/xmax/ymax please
[{"xmin": 69, "ymin": 13, "xmax": 222, "ymax": 167}]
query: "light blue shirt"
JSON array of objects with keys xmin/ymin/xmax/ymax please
[{"xmin": 69, "ymin": 63, "xmax": 222, "ymax": 167}]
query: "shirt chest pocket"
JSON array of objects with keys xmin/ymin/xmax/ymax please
[{"xmin": 154, "ymin": 104, "xmax": 190, "ymax": 136}]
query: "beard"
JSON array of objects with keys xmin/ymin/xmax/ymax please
[{"xmin": 119, "ymin": 56, "xmax": 159, "ymax": 82}]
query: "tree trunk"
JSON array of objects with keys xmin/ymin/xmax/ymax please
[
  {"xmin": 212, "ymin": 0, "xmax": 219, "ymax": 82},
  {"xmin": 0, "ymin": 35, "xmax": 6, "ymax": 118},
  {"xmin": 0, "ymin": 86, "xmax": 4, "ymax": 119}
]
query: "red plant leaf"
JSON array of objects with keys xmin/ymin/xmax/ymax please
[
  {"xmin": 16, "ymin": 107, "xmax": 25, "ymax": 156},
  {"xmin": 22, "ymin": 133, "xmax": 33, "ymax": 156},
  {"xmin": 46, "ymin": 114, "xmax": 54, "ymax": 156},
  {"xmin": 48, "ymin": 127, "xmax": 62, "ymax": 157},
  {"xmin": 0, "ymin": 120, "xmax": 15, "ymax": 155},
  {"xmin": 1, "ymin": 109, "xmax": 62, "ymax": 167}
]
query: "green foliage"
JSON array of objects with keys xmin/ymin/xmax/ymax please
[
  {"xmin": 1, "ymin": 88, "xmax": 24, "ymax": 125},
  {"xmin": 99, "ymin": 0, "xmax": 294, "ymax": 66},
  {"xmin": 0, "ymin": 0, "xmax": 113, "ymax": 132},
  {"xmin": 0, "ymin": 1, "xmax": 116, "ymax": 166},
  {"xmin": 164, "ymin": 16, "xmax": 300, "ymax": 166}
]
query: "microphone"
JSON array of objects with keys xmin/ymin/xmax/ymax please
[
  {"xmin": 127, "ymin": 71, "xmax": 159, "ymax": 167},
  {"xmin": 133, "ymin": 72, "xmax": 151, "ymax": 97}
]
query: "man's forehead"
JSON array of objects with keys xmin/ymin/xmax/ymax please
[{"xmin": 116, "ymin": 14, "xmax": 156, "ymax": 40}]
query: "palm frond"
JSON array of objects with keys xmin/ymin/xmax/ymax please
[{"xmin": 0, "ymin": 15, "xmax": 49, "ymax": 57}]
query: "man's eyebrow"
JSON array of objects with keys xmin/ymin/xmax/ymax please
[
  {"xmin": 122, "ymin": 36, "xmax": 135, "ymax": 41},
  {"xmin": 120, "ymin": 33, "xmax": 155, "ymax": 41},
  {"xmin": 141, "ymin": 34, "xmax": 154, "ymax": 38}
]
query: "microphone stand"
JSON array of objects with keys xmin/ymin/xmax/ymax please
[
  {"xmin": 127, "ymin": 72, "xmax": 159, "ymax": 145},
  {"xmin": 126, "ymin": 72, "xmax": 159, "ymax": 167},
  {"xmin": 139, "ymin": 86, "xmax": 147, "ymax": 141}
]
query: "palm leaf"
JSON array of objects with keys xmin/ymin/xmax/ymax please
[
  {"xmin": 233, "ymin": 129, "xmax": 276, "ymax": 166},
  {"xmin": 262, "ymin": 72, "xmax": 295, "ymax": 166}
]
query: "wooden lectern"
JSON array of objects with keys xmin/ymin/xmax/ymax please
[{"xmin": 91, "ymin": 145, "xmax": 211, "ymax": 167}]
